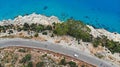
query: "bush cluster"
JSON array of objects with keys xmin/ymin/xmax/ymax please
[
  {"xmin": 20, "ymin": 54, "xmax": 31, "ymax": 63},
  {"xmin": 59, "ymin": 58, "xmax": 78, "ymax": 67},
  {"xmin": 53, "ymin": 19, "xmax": 92, "ymax": 42},
  {"xmin": 0, "ymin": 19, "xmax": 120, "ymax": 53}
]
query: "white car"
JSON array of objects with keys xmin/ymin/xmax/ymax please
[{"xmin": 74, "ymin": 54, "xmax": 78, "ymax": 57}]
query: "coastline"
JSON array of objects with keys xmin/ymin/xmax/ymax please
[
  {"xmin": 0, "ymin": 13, "xmax": 120, "ymax": 66},
  {"xmin": 0, "ymin": 13, "xmax": 120, "ymax": 42},
  {"xmin": 87, "ymin": 25, "xmax": 120, "ymax": 42}
]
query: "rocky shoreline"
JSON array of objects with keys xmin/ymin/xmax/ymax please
[
  {"xmin": 0, "ymin": 13, "xmax": 120, "ymax": 66},
  {"xmin": 1, "ymin": 13, "xmax": 120, "ymax": 42},
  {"xmin": 87, "ymin": 25, "xmax": 120, "ymax": 42}
]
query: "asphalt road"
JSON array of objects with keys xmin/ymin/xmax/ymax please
[{"xmin": 0, "ymin": 38, "xmax": 119, "ymax": 67}]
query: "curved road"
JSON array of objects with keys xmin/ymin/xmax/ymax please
[{"xmin": 0, "ymin": 38, "xmax": 119, "ymax": 67}]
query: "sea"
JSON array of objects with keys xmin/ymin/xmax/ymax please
[{"xmin": 0, "ymin": 0, "xmax": 120, "ymax": 33}]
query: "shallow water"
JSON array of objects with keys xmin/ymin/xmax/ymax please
[{"xmin": 0, "ymin": 0, "xmax": 120, "ymax": 33}]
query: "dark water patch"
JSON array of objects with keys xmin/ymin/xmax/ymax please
[
  {"xmin": 70, "ymin": 16, "xmax": 74, "ymax": 19},
  {"xmin": 95, "ymin": 18, "xmax": 99, "ymax": 23},
  {"xmin": 102, "ymin": 25, "xmax": 110, "ymax": 31},
  {"xmin": 84, "ymin": 16, "xmax": 90, "ymax": 19},
  {"xmin": 96, "ymin": 23, "xmax": 103, "ymax": 28},
  {"xmin": 97, "ymin": 8, "xmax": 101, "ymax": 10},
  {"xmin": 43, "ymin": 6, "xmax": 48, "ymax": 10},
  {"xmin": 95, "ymin": 20, "xmax": 98, "ymax": 22},
  {"xmin": 90, "ymin": 24, "xmax": 99, "ymax": 29}
]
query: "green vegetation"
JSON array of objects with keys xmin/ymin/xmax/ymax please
[
  {"xmin": 68, "ymin": 61, "xmax": 78, "ymax": 67},
  {"xmin": 92, "ymin": 35, "xmax": 120, "ymax": 53},
  {"xmin": 45, "ymin": 25, "xmax": 52, "ymax": 30},
  {"xmin": 17, "ymin": 26, "xmax": 22, "ymax": 32},
  {"xmin": 34, "ymin": 33, "xmax": 39, "ymax": 37},
  {"xmin": 81, "ymin": 65, "xmax": 85, "ymax": 67},
  {"xmin": 20, "ymin": 54, "xmax": 31, "ymax": 63},
  {"xmin": 8, "ymin": 30, "xmax": 13, "ymax": 34},
  {"xmin": 59, "ymin": 58, "xmax": 78, "ymax": 67},
  {"xmin": 105, "ymin": 40, "xmax": 120, "ymax": 53},
  {"xmin": 0, "ymin": 19, "xmax": 120, "ymax": 54},
  {"xmin": 92, "ymin": 37, "xmax": 102, "ymax": 47},
  {"xmin": 0, "ymin": 64, "xmax": 3, "ymax": 67},
  {"xmin": 35, "ymin": 24, "xmax": 44, "ymax": 32},
  {"xmin": 36, "ymin": 62, "xmax": 44, "ymax": 67},
  {"xmin": 53, "ymin": 23, "xmax": 68, "ymax": 36},
  {"xmin": 42, "ymin": 54, "xmax": 47, "ymax": 57},
  {"xmin": 18, "ymin": 48, "xmax": 26, "ymax": 53},
  {"xmin": 42, "ymin": 32, "xmax": 47, "ymax": 35},
  {"xmin": 0, "ymin": 47, "xmax": 94, "ymax": 67},
  {"xmin": 94, "ymin": 53, "xmax": 104, "ymax": 59},
  {"xmin": 53, "ymin": 19, "xmax": 92, "ymax": 42},
  {"xmin": 23, "ymin": 23, "xmax": 30, "ymax": 31},
  {"xmin": 59, "ymin": 57, "xmax": 67, "ymax": 65},
  {"xmin": 27, "ymin": 62, "xmax": 33, "ymax": 67}
]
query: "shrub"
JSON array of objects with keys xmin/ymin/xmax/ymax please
[
  {"xmin": 0, "ymin": 63, "xmax": 3, "ymax": 67},
  {"xmin": 66, "ymin": 19, "xmax": 91, "ymax": 42},
  {"xmin": 81, "ymin": 65, "xmax": 85, "ymax": 67},
  {"xmin": 51, "ymin": 34, "xmax": 54, "ymax": 37},
  {"xmin": 36, "ymin": 62, "xmax": 44, "ymax": 67},
  {"xmin": 20, "ymin": 54, "xmax": 31, "ymax": 63},
  {"xmin": 53, "ymin": 23, "xmax": 68, "ymax": 36},
  {"xmin": 68, "ymin": 61, "xmax": 78, "ymax": 67},
  {"xmin": 8, "ymin": 30, "xmax": 13, "ymax": 34},
  {"xmin": 27, "ymin": 62, "xmax": 33, "ymax": 67},
  {"xmin": 35, "ymin": 24, "xmax": 44, "ymax": 32},
  {"xmin": 23, "ymin": 23, "xmax": 30, "ymax": 31},
  {"xmin": 53, "ymin": 19, "xmax": 92, "ymax": 42},
  {"xmin": 18, "ymin": 48, "xmax": 26, "ymax": 53},
  {"xmin": 59, "ymin": 58, "xmax": 67, "ymax": 65},
  {"xmin": 42, "ymin": 54, "xmax": 47, "ymax": 57},
  {"xmin": 17, "ymin": 27, "xmax": 22, "ymax": 32},
  {"xmin": 92, "ymin": 37, "xmax": 102, "ymax": 47},
  {"xmin": 42, "ymin": 32, "xmax": 47, "ymax": 35},
  {"xmin": 34, "ymin": 33, "xmax": 39, "ymax": 37},
  {"xmin": 30, "ymin": 23, "xmax": 37, "ymax": 31},
  {"xmin": 92, "ymin": 36, "xmax": 120, "ymax": 53},
  {"xmin": 45, "ymin": 25, "xmax": 52, "ymax": 30}
]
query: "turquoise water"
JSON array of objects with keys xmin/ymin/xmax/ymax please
[{"xmin": 0, "ymin": 0, "xmax": 120, "ymax": 33}]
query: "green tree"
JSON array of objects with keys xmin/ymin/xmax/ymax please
[
  {"xmin": 92, "ymin": 37, "xmax": 102, "ymax": 47},
  {"xmin": 53, "ymin": 23, "xmax": 68, "ymax": 36},
  {"xmin": 30, "ymin": 23, "xmax": 37, "ymax": 31},
  {"xmin": 35, "ymin": 24, "xmax": 44, "ymax": 32},
  {"xmin": 23, "ymin": 23, "xmax": 30, "ymax": 31},
  {"xmin": 65, "ymin": 19, "xmax": 91, "ymax": 42}
]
